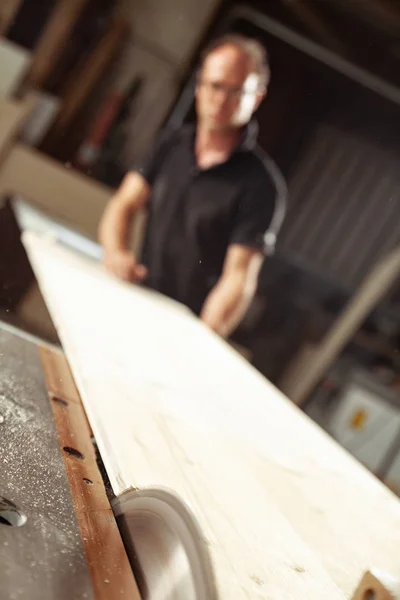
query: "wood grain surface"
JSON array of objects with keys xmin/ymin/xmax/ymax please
[
  {"xmin": 27, "ymin": 0, "xmax": 89, "ymax": 87},
  {"xmin": 54, "ymin": 17, "xmax": 128, "ymax": 131},
  {"xmin": 40, "ymin": 346, "xmax": 141, "ymax": 600},
  {"xmin": 0, "ymin": 0, "xmax": 22, "ymax": 36},
  {"xmin": 25, "ymin": 233, "xmax": 400, "ymax": 599}
]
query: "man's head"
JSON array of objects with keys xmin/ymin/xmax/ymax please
[{"xmin": 196, "ymin": 34, "xmax": 269, "ymax": 132}]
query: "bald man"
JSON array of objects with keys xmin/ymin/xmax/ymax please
[{"xmin": 99, "ymin": 34, "xmax": 286, "ymax": 337}]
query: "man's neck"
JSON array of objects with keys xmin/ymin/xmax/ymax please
[
  {"xmin": 196, "ymin": 125, "xmax": 241, "ymax": 153},
  {"xmin": 195, "ymin": 125, "xmax": 241, "ymax": 169}
]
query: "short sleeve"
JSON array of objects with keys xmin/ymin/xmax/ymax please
[
  {"xmin": 135, "ymin": 127, "xmax": 176, "ymax": 186},
  {"xmin": 230, "ymin": 172, "xmax": 277, "ymax": 252}
]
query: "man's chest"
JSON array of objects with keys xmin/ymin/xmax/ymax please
[{"xmin": 150, "ymin": 151, "xmax": 244, "ymax": 232}]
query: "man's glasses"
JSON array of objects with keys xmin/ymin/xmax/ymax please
[{"xmin": 198, "ymin": 79, "xmax": 247, "ymax": 100}]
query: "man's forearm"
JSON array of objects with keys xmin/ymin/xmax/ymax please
[
  {"xmin": 98, "ymin": 172, "xmax": 150, "ymax": 253},
  {"xmin": 201, "ymin": 249, "xmax": 263, "ymax": 337},
  {"xmin": 99, "ymin": 198, "xmax": 132, "ymax": 253},
  {"xmin": 200, "ymin": 274, "xmax": 250, "ymax": 337}
]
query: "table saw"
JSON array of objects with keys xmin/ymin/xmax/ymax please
[
  {"xmin": 0, "ymin": 322, "xmax": 140, "ymax": 600},
  {"xmin": 1, "ymin": 231, "xmax": 400, "ymax": 600}
]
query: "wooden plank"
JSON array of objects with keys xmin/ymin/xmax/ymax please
[
  {"xmin": 0, "ymin": 0, "xmax": 22, "ymax": 36},
  {"xmin": 27, "ymin": 0, "xmax": 89, "ymax": 88},
  {"xmin": 0, "ymin": 143, "xmax": 112, "ymax": 238},
  {"xmin": 54, "ymin": 18, "xmax": 128, "ymax": 131},
  {"xmin": 0, "ymin": 39, "xmax": 31, "ymax": 99},
  {"xmin": 24, "ymin": 233, "xmax": 400, "ymax": 599},
  {"xmin": 41, "ymin": 344, "xmax": 93, "ymax": 436},
  {"xmin": 0, "ymin": 96, "xmax": 35, "ymax": 163},
  {"xmin": 41, "ymin": 344, "xmax": 86, "ymax": 406},
  {"xmin": 40, "ymin": 346, "xmax": 141, "ymax": 600},
  {"xmin": 285, "ymin": 247, "xmax": 400, "ymax": 405}
]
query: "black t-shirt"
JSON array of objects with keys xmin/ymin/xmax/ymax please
[{"xmin": 137, "ymin": 122, "xmax": 286, "ymax": 315}]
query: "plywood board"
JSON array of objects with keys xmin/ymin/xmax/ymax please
[{"xmin": 24, "ymin": 233, "xmax": 400, "ymax": 599}]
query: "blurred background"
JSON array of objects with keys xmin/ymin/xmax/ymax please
[{"xmin": 1, "ymin": 0, "xmax": 400, "ymax": 493}]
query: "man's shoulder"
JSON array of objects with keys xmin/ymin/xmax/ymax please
[
  {"xmin": 246, "ymin": 145, "xmax": 287, "ymax": 197},
  {"xmin": 246, "ymin": 145, "xmax": 281, "ymax": 180}
]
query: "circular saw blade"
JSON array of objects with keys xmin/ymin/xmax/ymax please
[{"xmin": 112, "ymin": 487, "xmax": 218, "ymax": 600}]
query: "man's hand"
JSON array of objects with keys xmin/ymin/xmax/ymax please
[
  {"xmin": 98, "ymin": 172, "xmax": 151, "ymax": 282},
  {"xmin": 104, "ymin": 249, "xmax": 148, "ymax": 283}
]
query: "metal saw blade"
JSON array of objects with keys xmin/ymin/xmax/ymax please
[{"xmin": 112, "ymin": 487, "xmax": 218, "ymax": 600}]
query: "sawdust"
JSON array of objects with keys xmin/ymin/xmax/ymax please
[
  {"xmin": 0, "ymin": 330, "xmax": 93, "ymax": 598},
  {"xmin": 0, "ymin": 393, "xmax": 35, "ymax": 426},
  {"xmin": 0, "ymin": 376, "xmax": 80, "ymax": 537}
]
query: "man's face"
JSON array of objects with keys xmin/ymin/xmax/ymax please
[{"xmin": 196, "ymin": 44, "xmax": 265, "ymax": 131}]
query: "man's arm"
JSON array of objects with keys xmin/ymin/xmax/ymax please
[
  {"xmin": 98, "ymin": 172, "xmax": 150, "ymax": 282},
  {"xmin": 200, "ymin": 244, "xmax": 263, "ymax": 338}
]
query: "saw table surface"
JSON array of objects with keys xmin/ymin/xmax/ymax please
[
  {"xmin": 0, "ymin": 323, "xmax": 140, "ymax": 600},
  {"xmin": 23, "ymin": 232, "xmax": 400, "ymax": 600},
  {"xmin": 0, "ymin": 325, "xmax": 92, "ymax": 600}
]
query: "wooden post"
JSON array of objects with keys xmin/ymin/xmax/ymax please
[
  {"xmin": 0, "ymin": 94, "xmax": 36, "ymax": 169},
  {"xmin": 27, "ymin": 0, "xmax": 89, "ymax": 88},
  {"xmin": 0, "ymin": 0, "xmax": 23, "ymax": 37},
  {"xmin": 53, "ymin": 17, "xmax": 128, "ymax": 132},
  {"xmin": 283, "ymin": 247, "xmax": 400, "ymax": 406}
]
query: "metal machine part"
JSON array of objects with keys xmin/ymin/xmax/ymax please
[
  {"xmin": 306, "ymin": 366, "xmax": 400, "ymax": 491},
  {"xmin": 328, "ymin": 369, "xmax": 400, "ymax": 481},
  {"xmin": 113, "ymin": 488, "xmax": 218, "ymax": 600},
  {"xmin": 0, "ymin": 325, "xmax": 93, "ymax": 600},
  {"xmin": 0, "ymin": 496, "xmax": 27, "ymax": 527}
]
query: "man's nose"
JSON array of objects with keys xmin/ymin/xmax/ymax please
[{"xmin": 213, "ymin": 89, "xmax": 230, "ymax": 107}]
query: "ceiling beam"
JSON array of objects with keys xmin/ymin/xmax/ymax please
[
  {"xmin": 334, "ymin": 0, "xmax": 400, "ymax": 34},
  {"xmin": 280, "ymin": 0, "xmax": 348, "ymax": 55},
  {"xmin": 228, "ymin": 6, "xmax": 400, "ymax": 107}
]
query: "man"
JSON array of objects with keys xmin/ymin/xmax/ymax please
[{"xmin": 99, "ymin": 34, "xmax": 286, "ymax": 338}]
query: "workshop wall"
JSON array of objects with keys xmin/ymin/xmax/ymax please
[
  {"xmin": 115, "ymin": 0, "xmax": 222, "ymax": 169},
  {"xmin": 279, "ymin": 92, "xmax": 400, "ymax": 292}
]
